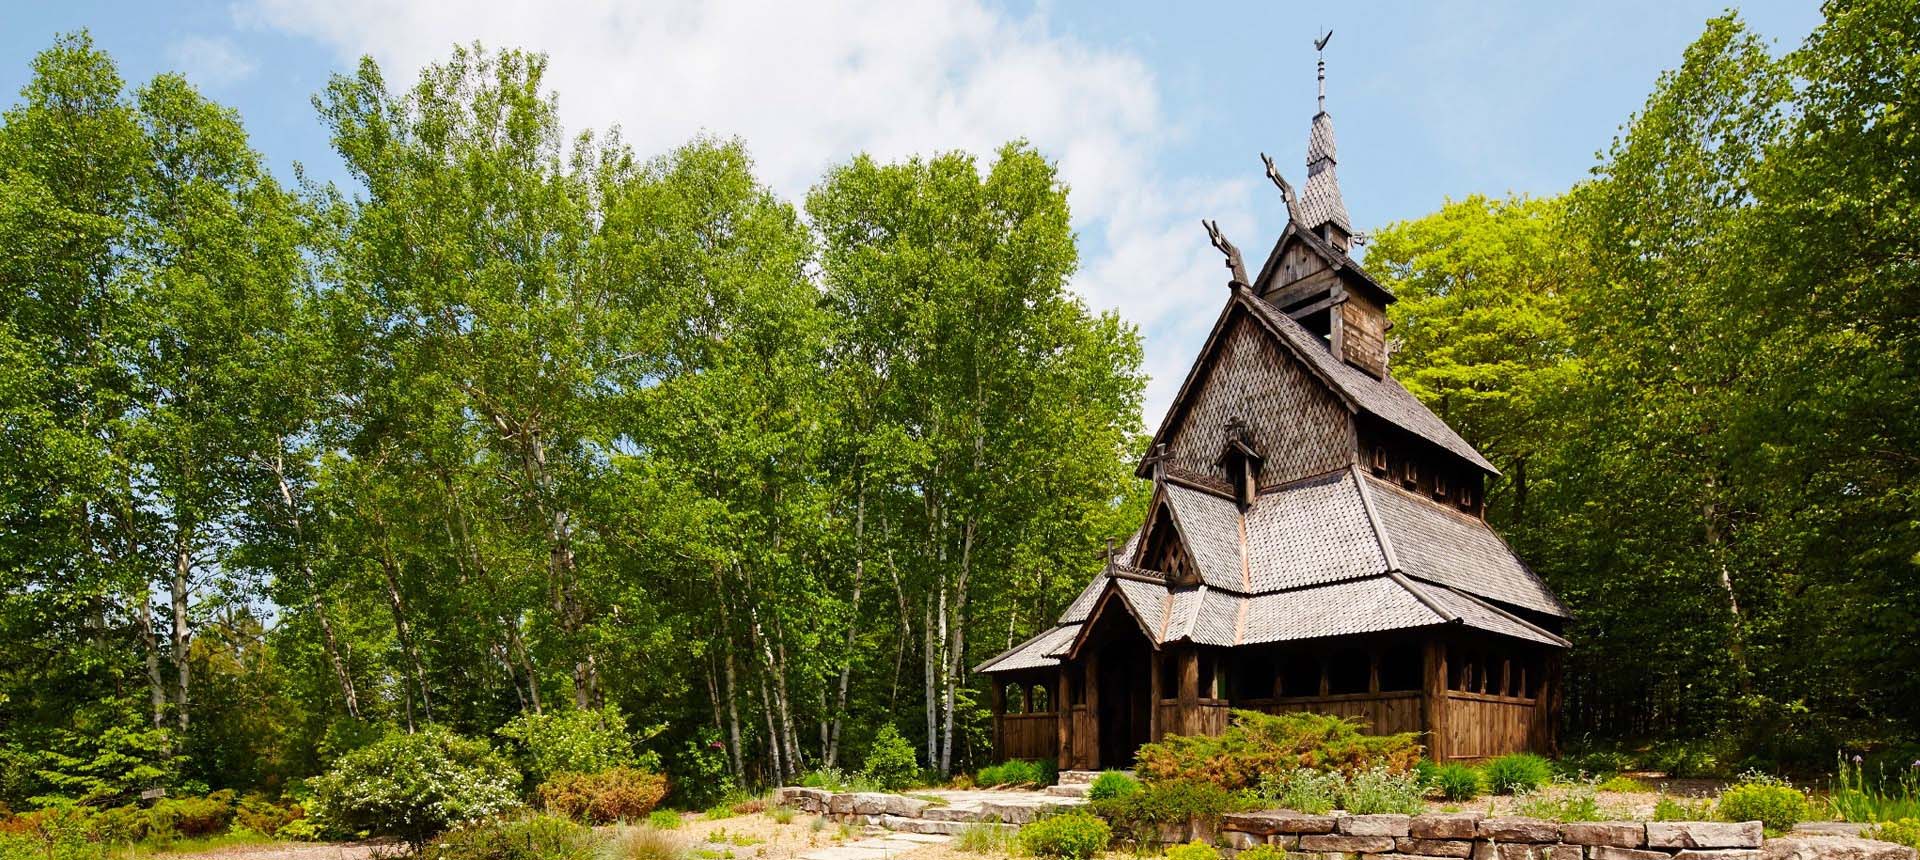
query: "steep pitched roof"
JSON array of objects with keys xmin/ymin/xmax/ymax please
[
  {"xmin": 1238, "ymin": 294, "xmax": 1497, "ymax": 474},
  {"xmin": 976, "ymin": 468, "xmax": 1567, "ymax": 673}
]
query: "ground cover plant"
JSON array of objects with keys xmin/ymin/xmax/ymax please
[
  {"xmin": 976, "ymin": 759, "xmax": 1056, "ymax": 788},
  {"xmin": 538, "ymin": 767, "xmax": 670, "ymax": 824},
  {"xmin": 1433, "ymin": 763, "xmax": 1483, "ymax": 801}
]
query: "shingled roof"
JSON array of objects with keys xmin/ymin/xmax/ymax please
[{"xmin": 975, "ymin": 467, "xmax": 1567, "ymax": 674}]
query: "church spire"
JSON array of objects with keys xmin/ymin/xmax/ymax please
[{"xmin": 1297, "ymin": 31, "xmax": 1353, "ymax": 247}]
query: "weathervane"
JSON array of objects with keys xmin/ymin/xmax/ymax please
[{"xmin": 1315, "ymin": 30, "xmax": 1333, "ymax": 114}]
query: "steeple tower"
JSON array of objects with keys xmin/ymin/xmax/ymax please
[{"xmin": 1296, "ymin": 32, "xmax": 1353, "ymax": 249}]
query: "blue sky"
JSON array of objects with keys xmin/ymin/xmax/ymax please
[{"xmin": 2, "ymin": 0, "xmax": 1821, "ymax": 423}]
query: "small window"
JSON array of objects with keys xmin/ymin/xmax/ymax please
[
  {"xmin": 1402, "ymin": 460, "xmax": 1420, "ymax": 489},
  {"xmin": 1369, "ymin": 446, "xmax": 1388, "ymax": 475},
  {"xmin": 1032, "ymin": 685, "xmax": 1051, "ymax": 713},
  {"xmin": 1327, "ymin": 648, "xmax": 1370, "ymax": 695},
  {"xmin": 1457, "ymin": 486, "xmax": 1475, "ymax": 510},
  {"xmin": 1433, "ymin": 474, "xmax": 1449, "ymax": 500}
]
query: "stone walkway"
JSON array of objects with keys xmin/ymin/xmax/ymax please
[{"xmin": 797, "ymin": 830, "xmax": 950, "ymax": 860}]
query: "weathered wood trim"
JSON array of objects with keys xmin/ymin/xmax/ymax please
[{"xmin": 1424, "ymin": 638, "xmax": 1449, "ymax": 761}]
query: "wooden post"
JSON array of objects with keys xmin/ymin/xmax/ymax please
[
  {"xmin": 1423, "ymin": 639, "xmax": 1449, "ymax": 762},
  {"xmin": 1085, "ymin": 649, "xmax": 1101, "ymax": 769},
  {"xmin": 990, "ymin": 680, "xmax": 1006, "ymax": 762},
  {"xmin": 1021, "ymin": 683, "xmax": 1033, "ymax": 715},
  {"xmin": 1149, "ymin": 649, "xmax": 1164, "ymax": 742},
  {"xmin": 1178, "ymin": 648, "xmax": 1200, "ymax": 736},
  {"xmin": 1056, "ymin": 666, "xmax": 1071, "ymax": 770},
  {"xmin": 1501, "ymin": 659, "xmax": 1512, "ymax": 698},
  {"xmin": 1540, "ymin": 651, "xmax": 1563, "ymax": 756}
]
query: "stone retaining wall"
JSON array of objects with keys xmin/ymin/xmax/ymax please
[{"xmin": 1219, "ymin": 812, "xmax": 1916, "ymax": 860}]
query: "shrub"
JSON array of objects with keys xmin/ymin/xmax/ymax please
[
  {"xmin": 768, "ymin": 805, "xmax": 795, "ymax": 824},
  {"xmin": 1654, "ymin": 793, "xmax": 1716, "ymax": 821},
  {"xmin": 702, "ymin": 801, "xmax": 735, "ymax": 820},
  {"xmin": 498, "ymin": 706, "xmax": 647, "ymax": 789},
  {"xmin": 1484, "ymin": 754, "xmax": 1553, "ymax": 795},
  {"xmin": 233, "ymin": 794, "xmax": 305, "ymax": 837},
  {"xmin": 1514, "ymin": 783, "xmax": 1609, "ymax": 822},
  {"xmin": 1239, "ymin": 844, "xmax": 1289, "ymax": 860},
  {"xmin": 1341, "ymin": 767, "xmax": 1424, "ymax": 814},
  {"xmin": 617, "ymin": 825, "xmax": 689, "ymax": 860},
  {"xmin": 647, "ymin": 809, "xmax": 682, "ymax": 830},
  {"xmin": 1018, "ymin": 811, "xmax": 1110, "ymax": 860},
  {"xmin": 421, "ymin": 814, "xmax": 598, "ymax": 860},
  {"xmin": 976, "ymin": 759, "xmax": 1056, "ymax": 787},
  {"xmin": 1648, "ymin": 741, "xmax": 1723, "ymax": 779},
  {"xmin": 277, "ymin": 818, "xmax": 324, "ymax": 842},
  {"xmin": 1558, "ymin": 749, "xmax": 1637, "ymax": 780},
  {"xmin": 149, "ymin": 794, "xmax": 235, "ymax": 838},
  {"xmin": 1868, "ymin": 819, "xmax": 1920, "ymax": 850},
  {"xmin": 1088, "ymin": 771, "xmax": 1141, "ymax": 801},
  {"xmin": 862, "ymin": 726, "xmax": 920, "ymax": 791},
  {"xmin": 1134, "ymin": 711, "xmax": 1421, "ymax": 791},
  {"xmin": 799, "ymin": 768, "xmax": 874, "ymax": 793},
  {"xmin": 1717, "ymin": 779, "xmax": 1808, "ymax": 836},
  {"xmin": 538, "ymin": 767, "xmax": 669, "ymax": 824},
  {"xmin": 954, "ymin": 821, "xmax": 1017, "ymax": 855},
  {"xmin": 1090, "ymin": 779, "xmax": 1257, "ymax": 847},
  {"xmin": 1434, "ymin": 764, "xmax": 1482, "ymax": 801},
  {"xmin": 1256, "ymin": 768, "xmax": 1344, "ymax": 814},
  {"xmin": 1166, "ymin": 840, "xmax": 1221, "ymax": 860},
  {"xmin": 307, "ymin": 725, "xmax": 521, "ymax": 846},
  {"xmin": 667, "ymin": 731, "xmax": 734, "ymax": 811}
]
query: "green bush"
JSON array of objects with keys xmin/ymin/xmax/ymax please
[
  {"xmin": 976, "ymin": 759, "xmax": 1055, "ymax": 787},
  {"xmin": 1596, "ymin": 775, "xmax": 1649, "ymax": 793},
  {"xmin": 307, "ymin": 725, "xmax": 521, "ymax": 845},
  {"xmin": 1133, "ymin": 711, "xmax": 1421, "ymax": 791},
  {"xmin": 646, "ymin": 809, "xmax": 682, "ymax": 830},
  {"xmin": 1238, "ymin": 844, "xmax": 1289, "ymax": 860},
  {"xmin": 1434, "ymin": 763, "xmax": 1482, "ymax": 801},
  {"xmin": 1256, "ymin": 768, "xmax": 1341, "ymax": 814},
  {"xmin": 148, "ymin": 793, "xmax": 234, "ymax": 838},
  {"xmin": 1483, "ymin": 754, "xmax": 1553, "ymax": 795},
  {"xmin": 1654, "ymin": 793, "xmax": 1716, "ymax": 821},
  {"xmin": 1648, "ymin": 741, "xmax": 1723, "ymax": 779},
  {"xmin": 1717, "ymin": 779, "xmax": 1808, "ymax": 836},
  {"xmin": 1342, "ymin": 767, "xmax": 1424, "ymax": 814},
  {"xmin": 1165, "ymin": 840, "xmax": 1220, "ymax": 860},
  {"xmin": 862, "ymin": 726, "xmax": 920, "ymax": 791},
  {"xmin": 1018, "ymin": 811, "xmax": 1110, "ymax": 860},
  {"xmin": 667, "ymin": 730, "xmax": 734, "ymax": 811},
  {"xmin": 420, "ymin": 814, "xmax": 598, "ymax": 860},
  {"xmin": 498, "ymin": 706, "xmax": 645, "ymax": 788},
  {"xmin": 538, "ymin": 767, "xmax": 669, "ymax": 824},
  {"xmin": 1088, "ymin": 771, "xmax": 1140, "ymax": 801},
  {"xmin": 1090, "ymin": 779, "xmax": 1257, "ymax": 847},
  {"xmin": 1868, "ymin": 819, "xmax": 1920, "ymax": 850}
]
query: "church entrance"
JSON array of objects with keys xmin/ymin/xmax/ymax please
[{"xmin": 1095, "ymin": 635, "xmax": 1153, "ymax": 768}]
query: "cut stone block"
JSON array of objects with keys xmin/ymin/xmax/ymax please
[
  {"xmin": 1762, "ymin": 836, "xmax": 1920, "ymax": 860},
  {"xmin": 1480, "ymin": 818, "xmax": 1564, "ymax": 843},
  {"xmin": 1414, "ymin": 815, "xmax": 1488, "ymax": 840},
  {"xmin": 1396, "ymin": 838, "xmax": 1474, "ymax": 857},
  {"xmin": 1300, "ymin": 835, "xmax": 1399, "ymax": 853},
  {"xmin": 1562, "ymin": 824, "xmax": 1648, "ymax": 848},
  {"xmin": 1344, "ymin": 815, "xmax": 1414, "ymax": 837},
  {"xmin": 1647, "ymin": 823, "xmax": 1764, "ymax": 850}
]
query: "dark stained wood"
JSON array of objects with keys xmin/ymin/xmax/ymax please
[
  {"xmin": 1423, "ymin": 639, "xmax": 1450, "ymax": 761},
  {"xmin": 1163, "ymin": 313, "xmax": 1354, "ymax": 490},
  {"xmin": 1149, "ymin": 648, "xmax": 1164, "ymax": 741}
]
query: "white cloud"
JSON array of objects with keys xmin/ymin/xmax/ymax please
[
  {"xmin": 167, "ymin": 34, "xmax": 256, "ymax": 88},
  {"xmin": 241, "ymin": 0, "xmax": 1256, "ymax": 425}
]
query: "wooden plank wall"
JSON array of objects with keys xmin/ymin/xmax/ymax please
[
  {"xmin": 1245, "ymin": 692, "xmax": 1422, "ymax": 735},
  {"xmin": 1442, "ymin": 692, "xmax": 1537, "ymax": 760},
  {"xmin": 999, "ymin": 713, "xmax": 1058, "ymax": 761}
]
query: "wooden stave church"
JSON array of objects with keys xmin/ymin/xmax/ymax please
[{"xmin": 975, "ymin": 43, "xmax": 1569, "ymax": 769}]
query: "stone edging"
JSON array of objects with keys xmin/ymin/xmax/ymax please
[{"xmin": 1218, "ymin": 812, "xmax": 1916, "ymax": 860}]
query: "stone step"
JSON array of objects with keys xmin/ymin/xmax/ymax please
[
  {"xmin": 878, "ymin": 815, "xmax": 1016, "ymax": 837},
  {"xmin": 1046, "ymin": 784, "xmax": 1090, "ymax": 798},
  {"xmin": 1056, "ymin": 770, "xmax": 1104, "ymax": 785}
]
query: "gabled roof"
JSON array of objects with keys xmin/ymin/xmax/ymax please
[
  {"xmin": 1139, "ymin": 289, "xmax": 1496, "ymax": 478},
  {"xmin": 976, "ymin": 467, "xmax": 1568, "ymax": 674},
  {"xmin": 1250, "ymin": 219, "xmax": 1394, "ymax": 305}
]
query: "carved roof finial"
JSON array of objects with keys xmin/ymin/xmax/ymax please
[
  {"xmin": 1261, "ymin": 152, "xmax": 1298, "ymax": 222},
  {"xmin": 1315, "ymin": 30, "xmax": 1333, "ymax": 114},
  {"xmin": 1202, "ymin": 219, "xmax": 1249, "ymax": 285}
]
